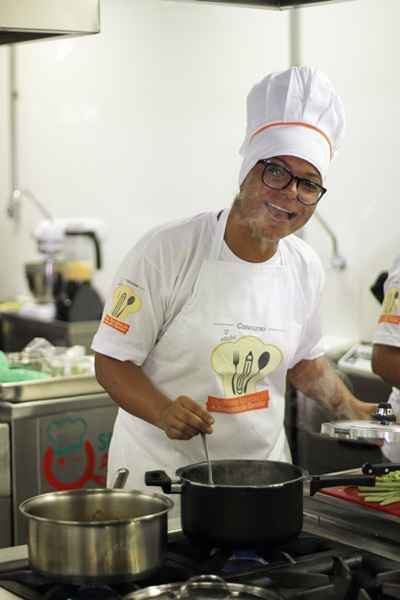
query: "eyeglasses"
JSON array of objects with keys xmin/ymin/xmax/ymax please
[{"xmin": 259, "ymin": 160, "xmax": 327, "ymax": 206}]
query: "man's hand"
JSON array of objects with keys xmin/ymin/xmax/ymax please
[
  {"xmin": 287, "ymin": 356, "xmax": 377, "ymax": 420},
  {"xmin": 346, "ymin": 397, "xmax": 377, "ymax": 420},
  {"xmin": 159, "ymin": 395, "xmax": 214, "ymax": 440}
]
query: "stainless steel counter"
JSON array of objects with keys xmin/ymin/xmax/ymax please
[
  {"xmin": 301, "ymin": 467, "xmax": 400, "ymax": 560},
  {"xmin": 0, "ymin": 391, "xmax": 113, "ymax": 421},
  {"xmin": 303, "ymin": 493, "xmax": 400, "ymax": 561},
  {"xmin": 0, "ymin": 374, "xmax": 103, "ymax": 402}
]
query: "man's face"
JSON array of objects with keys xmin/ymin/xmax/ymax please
[{"xmin": 236, "ymin": 155, "xmax": 322, "ymax": 243}]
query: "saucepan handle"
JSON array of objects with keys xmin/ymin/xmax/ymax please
[
  {"xmin": 362, "ymin": 462, "xmax": 400, "ymax": 475},
  {"xmin": 308, "ymin": 474, "xmax": 376, "ymax": 496},
  {"xmin": 145, "ymin": 470, "xmax": 183, "ymax": 494},
  {"xmin": 112, "ymin": 467, "xmax": 129, "ymax": 489}
]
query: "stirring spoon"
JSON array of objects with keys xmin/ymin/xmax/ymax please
[{"xmin": 201, "ymin": 432, "xmax": 214, "ymax": 485}]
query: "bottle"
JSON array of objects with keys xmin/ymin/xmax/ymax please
[{"xmin": 56, "ymin": 262, "xmax": 103, "ymax": 322}]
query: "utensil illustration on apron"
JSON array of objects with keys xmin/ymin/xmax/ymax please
[
  {"xmin": 235, "ymin": 351, "xmax": 254, "ymax": 394},
  {"xmin": 244, "ymin": 350, "xmax": 270, "ymax": 393},
  {"xmin": 112, "ymin": 292, "xmax": 127, "ymax": 317},
  {"xmin": 232, "ymin": 350, "xmax": 240, "ymax": 394},
  {"xmin": 211, "ymin": 337, "xmax": 282, "ymax": 399},
  {"xmin": 116, "ymin": 295, "xmax": 136, "ymax": 318}
]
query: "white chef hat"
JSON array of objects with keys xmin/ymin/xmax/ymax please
[{"xmin": 239, "ymin": 66, "xmax": 345, "ymax": 185}]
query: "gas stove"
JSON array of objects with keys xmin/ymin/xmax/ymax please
[{"xmin": 1, "ymin": 528, "xmax": 400, "ymax": 600}]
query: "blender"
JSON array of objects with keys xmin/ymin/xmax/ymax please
[
  {"xmin": 24, "ymin": 218, "xmax": 105, "ymax": 322},
  {"xmin": 54, "ymin": 219, "xmax": 105, "ymax": 322}
]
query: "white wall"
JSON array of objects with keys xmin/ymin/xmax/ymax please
[
  {"xmin": 0, "ymin": 0, "xmax": 288, "ymax": 296},
  {"xmin": 0, "ymin": 0, "xmax": 398, "ymax": 345},
  {"xmin": 297, "ymin": 0, "xmax": 400, "ymax": 342}
]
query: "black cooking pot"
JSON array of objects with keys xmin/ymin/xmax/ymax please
[{"xmin": 145, "ymin": 459, "xmax": 376, "ymax": 549}]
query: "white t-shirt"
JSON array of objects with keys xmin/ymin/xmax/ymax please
[
  {"xmin": 92, "ymin": 210, "xmax": 325, "ymax": 500},
  {"xmin": 92, "ymin": 210, "xmax": 325, "ymax": 366}
]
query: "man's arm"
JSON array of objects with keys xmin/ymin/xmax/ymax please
[
  {"xmin": 287, "ymin": 356, "xmax": 376, "ymax": 419},
  {"xmin": 372, "ymin": 343, "xmax": 400, "ymax": 388},
  {"xmin": 94, "ymin": 352, "xmax": 213, "ymax": 440}
]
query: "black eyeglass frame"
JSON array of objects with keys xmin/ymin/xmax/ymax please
[{"xmin": 259, "ymin": 159, "xmax": 327, "ymax": 206}]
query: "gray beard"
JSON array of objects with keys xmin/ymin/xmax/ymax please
[{"xmin": 231, "ymin": 192, "xmax": 277, "ymax": 254}]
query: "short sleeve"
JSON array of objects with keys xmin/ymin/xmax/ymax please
[{"xmin": 91, "ymin": 246, "xmax": 168, "ymax": 365}]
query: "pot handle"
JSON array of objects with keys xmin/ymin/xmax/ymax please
[
  {"xmin": 112, "ymin": 467, "xmax": 129, "ymax": 489},
  {"xmin": 362, "ymin": 462, "xmax": 400, "ymax": 475},
  {"xmin": 308, "ymin": 474, "xmax": 376, "ymax": 496},
  {"xmin": 145, "ymin": 470, "xmax": 174, "ymax": 493}
]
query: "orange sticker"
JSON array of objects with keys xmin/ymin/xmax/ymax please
[
  {"xmin": 379, "ymin": 314, "xmax": 400, "ymax": 325},
  {"xmin": 103, "ymin": 314, "xmax": 130, "ymax": 334},
  {"xmin": 207, "ymin": 390, "xmax": 269, "ymax": 414}
]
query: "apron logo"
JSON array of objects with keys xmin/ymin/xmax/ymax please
[
  {"xmin": 379, "ymin": 287, "xmax": 400, "ymax": 325},
  {"xmin": 103, "ymin": 284, "xmax": 142, "ymax": 334},
  {"xmin": 209, "ymin": 335, "xmax": 283, "ymax": 413}
]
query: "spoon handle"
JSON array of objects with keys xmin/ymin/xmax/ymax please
[{"xmin": 201, "ymin": 432, "xmax": 214, "ymax": 485}]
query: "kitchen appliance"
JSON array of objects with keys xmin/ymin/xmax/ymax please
[
  {"xmin": 3, "ymin": 490, "xmax": 400, "ymax": 599},
  {"xmin": 321, "ymin": 416, "xmax": 400, "ymax": 444},
  {"xmin": 146, "ymin": 460, "xmax": 377, "ymax": 549},
  {"xmin": 0, "ymin": 312, "xmax": 101, "ymax": 354},
  {"xmin": 19, "ymin": 468, "xmax": 173, "ymax": 583},
  {"xmin": 0, "ymin": 0, "xmax": 100, "ymax": 45},
  {"xmin": 21, "ymin": 217, "xmax": 105, "ymax": 323},
  {"xmin": 167, "ymin": 0, "xmax": 357, "ymax": 9},
  {"xmin": 0, "ymin": 390, "xmax": 118, "ymax": 549},
  {"xmin": 0, "ymin": 423, "xmax": 11, "ymax": 548},
  {"xmin": 321, "ymin": 351, "xmax": 400, "ymax": 445}
]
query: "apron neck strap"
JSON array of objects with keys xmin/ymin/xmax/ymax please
[
  {"xmin": 210, "ymin": 208, "xmax": 230, "ymax": 259},
  {"xmin": 209, "ymin": 208, "xmax": 286, "ymax": 267}
]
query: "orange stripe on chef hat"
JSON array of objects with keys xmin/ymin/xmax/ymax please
[{"xmin": 250, "ymin": 120, "xmax": 333, "ymax": 161}]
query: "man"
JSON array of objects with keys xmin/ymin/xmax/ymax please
[
  {"xmin": 372, "ymin": 264, "xmax": 400, "ymax": 392},
  {"xmin": 92, "ymin": 66, "xmax": 375, "ymax": 514},
  {"xmin": 372, "ymin": 255, "xmax": 400, "ymax": 461}
]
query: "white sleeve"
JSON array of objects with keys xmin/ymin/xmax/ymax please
[
  {"xmin": 91, "ymin": 247, "xmax": 168, "ymax": 365},
  {"xmin": 373, "ymin": 257, "xmax": 400, "ymax": 349}
]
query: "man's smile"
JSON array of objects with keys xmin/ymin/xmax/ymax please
[{"xmin": 264, "ymin": 200, "xmax": 297, "ymax": 222}]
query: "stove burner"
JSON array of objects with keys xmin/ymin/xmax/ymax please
[
  {"xmin": 45, "ymin": 584, "xmax": 122, "ymax": 600},
  {"xmin": 221, "ymin": 550, "xmax": 269, "ymax": 574},
  {"xmin": 377, "ymin": 569, "xmax": 400, "ymax": 599},
  {"xmin": 1, "ymin": 532, "xmax": 400, "ymax": 599}
]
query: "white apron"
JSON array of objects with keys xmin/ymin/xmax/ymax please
[{"xmin": 108, "ymin": 209, "xmax": 303, "ymax": 519}]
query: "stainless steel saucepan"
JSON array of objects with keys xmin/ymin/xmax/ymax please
[{"xmin": 19, "ymin": 468, "xmax": 174, "ymax": 584}]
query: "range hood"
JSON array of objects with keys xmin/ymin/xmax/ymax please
[
  {"xmin": 170, "ymin": 0, "xmax": 355, "ymax": 8},
  {"xmin": 0, "ymin": 0, "xmax": 100, "ymax": 45}
]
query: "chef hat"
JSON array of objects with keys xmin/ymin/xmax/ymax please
[{"xmin": 239, "ymin": 66, "xmax": 345, "ymax": 185}]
